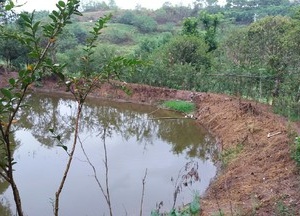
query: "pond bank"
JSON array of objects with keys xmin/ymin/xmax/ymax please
[
  {"xmin": 38, "ymin": 80, "xmax": 300, "ymax": 215},
  {"xmin": 1, "ymin": 73, "xmax": 300, "ymax": 215}
]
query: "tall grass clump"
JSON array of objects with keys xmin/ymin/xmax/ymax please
[
  {"xmin": 151, "ymin": 193, "xmax": 201, "ymax": 216},
  {"xmin": 162, "ymin": 100, "xmax": 195, "ymax": 113},
  {"xmin": 292, "ymin": 137, "xmax": 300, "ymax": 166}
]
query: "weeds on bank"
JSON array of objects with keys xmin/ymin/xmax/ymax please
[
  {"xmin": 276, "ymin": 200, "xmax": 296, "ymax": 216},
  {"xmin": 220, "ymin": 144, "xmax": 243, "ymax": 167},
  {"xmin": 151, "ymin": 161, "xmax": 201, "ymax": 216},
  {"xmin": 150, "ymin": 193, "xmax": 201, "ymax": 216},
  {"xmin": 291, "ymin": 137, "xmax": 300, "ymax": 166},
  {"xmin": 162, "ymin": 100, "xmax": 196, "ymax": 113},
  {"xmin": 211, "ymin": 211, "xmax": 225, "ymax": 216}
]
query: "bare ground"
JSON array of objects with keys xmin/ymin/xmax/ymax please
[{"xmin": 1, "ymin": 73, "xmax": 300, "ymax": 215}]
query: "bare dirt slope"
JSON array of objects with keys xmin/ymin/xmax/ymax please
[
  {"xmin": 1, "ymin": 73, "xmax": 300, "ymax": 215},
  {"xmin": 91, "ymin": 82, "xmax": 300, "ymax": 215}
]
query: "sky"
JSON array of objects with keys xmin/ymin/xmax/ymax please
[{"xmin": 13, "ymin": 0, "xmax": 225, "ymax": 12}]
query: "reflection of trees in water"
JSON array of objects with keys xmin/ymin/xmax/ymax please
[
  {"xmin": 0, "ymin": 179, "xmax": 12, "ymax": 216},
  {"xmin": 0, "ymin": 133, "xmax": 20, "ymax": 185},
  {"xmin": 0, "ymin": 203, "xmax": 12, "ymax": 216},
  {"xmin": 15, "ymin": 93, "xmax": 217, "ymax": 161},
  {"xmin": 156, "ymin": 119, "xmax": 218, "ymax": 160},
  {"xmin": 16, "ymin": 95, "xmax": 76, "ymax": 147},
  {"xmin": 81, "ymin": 103, "xmax": 156, "ymax": 144}
]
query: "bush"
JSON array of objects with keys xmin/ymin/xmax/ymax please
[
  {"xmin": 162, "ymin": 35, "xmax": 210, "ymax": 69},
  {"xmin": 134, "ymin": 33, "xmax": 172, "ymax": 57},
  {"xmin": 115, "ymin": 10, "xmax": 136, "ymax": 25},
  {"xmin": 132, "ymin": 15, "xmax": 158, "ymax": 33},
  {"xmin": 102, "ymin": 28, "xmax": 134, "ymax": 44},
  {"xmin": 157, "ymin": 22, "xmax": 176, "ymax": 33}
]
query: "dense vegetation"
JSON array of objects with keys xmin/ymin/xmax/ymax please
[{"xmin": 1, "ymin": 0, "xmax": 300, "ymax": 121}]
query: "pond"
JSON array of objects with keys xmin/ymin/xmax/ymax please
[{"xmin": 0, "ymin": 93, "xmax": 217, "ymax": 216}]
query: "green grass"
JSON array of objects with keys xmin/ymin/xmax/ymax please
[
  {"xmin": 275, "ymin": 200, "xmax": 296, "ymax": 216},
  {"xmin": 292, "ymin": 137, "xmax": 300, "ymax": 166},
  {"xmin": 220, "ymin": 144, "xmax": 243, "ymax": 167},
  {"xmin": 162, "ymin": 100, "xmax": 195, "ymax": 113}
]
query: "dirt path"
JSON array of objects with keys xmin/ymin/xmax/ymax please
[{"xmin": 1, "ymin": 73, "xmax": 300, "ymax": 215}]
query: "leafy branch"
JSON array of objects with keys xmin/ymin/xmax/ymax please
[{"xmin": 0, "ymin": 1, "xmax": 82, "ymax": 216}]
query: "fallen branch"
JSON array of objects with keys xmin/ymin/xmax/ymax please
[
  {"xmin": 150, "ymin": 117, "xmax": 189, "ymax": 120},
  {"xmin": 267, "ymin": 131, "xmax": 282, "ymax": 138}
]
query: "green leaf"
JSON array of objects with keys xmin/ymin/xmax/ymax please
[
  {"xmin": 51, "ymin": 134, "xmax": 61, "ymax": 141},
  {"xmin": 5, "ymin": 1, "xmax": 14, "ymax": 11},
  {"xmin": 57, "ymin": 135, "xmax": 61, "ymax": 141},
  {"xmin": 58, "ymin": 144, "xmax": 68, "ymax": 152},
  {"xmin": 32, "ymin": 21, "xmax": 41, "ymax": 33},
  {"xmin": 19, "ymin": 13, "xmax": 31, "ymax": 23},
  {"xmin": 1, "ymin": 88, "xmax": 13, "ymax": 100},
  {"xmin": 23, "ymin": 31, "xmax": 34, "ymax": 37},
  {"xmin": 52, "ymin": 11, "xmax": 60, "ymax": 19},
  {"xmin": 58, "ymin": 1, "xmax": 66, "ymax": 7},
  {"xmin": 56, "ymin": 4, "xmax": 63, "ymax": 12},
  {"xmin": 168, "ymin": 209, "xmax": 179, "ymax": 216},
  {"xmin": 24, "ymin": 22, "xmax": 32, "ymax": 29},
  {"xmin": 49, "ymin": 14, "xmax": 57, "ymax": 22},
  {"xmin": 9, "ymin": 78, "xmax": 16, "ymax": 86}
]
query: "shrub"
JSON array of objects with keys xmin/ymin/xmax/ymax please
[
  {"xmin": 134, "ymin": 33, "xmax": 172, "ymax": 57},
  {"xmin": 161, "ymin": 35, "xmax": 210, "ymax": 69},
  {"xmin": 132, "ymin": 15, "xmax": 158, "ymax": 33},
  {"xmin": 102, "ymin": 28, "xmax": 134, "ymax": 44},
  {"xmin": 115, "ymin": 10, "xmax": 136, "ymax": 25}
]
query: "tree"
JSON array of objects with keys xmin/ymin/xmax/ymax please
[
  {"xmin": 0, "ymin": 22, "xmax": 31, "ymax": 69},
  {"xmin": 195, "ymin": 0, "xmax": 218, "ymax": 8},
  {"xmin": 108, "ymin": 0, "xmax": 117, "ymax": 9},
  {"xmin": 226, "ymin": 0, "xmax": 289, "ymax": 8},
  {"xmin": 81, "ymin": 0, "xmax": 109, "ymax": 12},
  {"xmin": 182, "ymin": 17, "xmax": 199, "ymax": 36},
  {"xmin": 0, "ymin": 1, "xmax": 139, "ymax": 216},
  {"xmin": 247, "ymin": 16, "xmax": 294, "ymax": 97},
  {"xmin": 199, "ymin": 11, "xmax": 222, "ymax": 52},
  {"xmin": 222, "ymin": 16, "xmax": 297, "ymax": 100},
  {"xmin": 0, "ymin": 0, "xmax": 18, "ymax": 24},
  {"xmin": 0, "ymin": 1, "xmax": 83, "ymax": 215}
]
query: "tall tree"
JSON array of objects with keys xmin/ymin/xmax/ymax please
[
  {"xmin": 226, "ymin": 0, "xmax": 289, "ymax": 7},
  {"xmin": 223, "ymin": 16, "xmax": 297, "ymax": 99},
  {"xmin": 199, "ymin": 11, "xmax": 222, "ymax": 52},
  {"xmin": 108, "ymin": 0, "xmax": 117, "ymax": 9}
]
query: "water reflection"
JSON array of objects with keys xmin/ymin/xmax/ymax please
[
  {"xmin": 17, "ymin": 94, "xmax": 217, "ymax": 159},
  {"xmin": 0, "ymin": 180, "xmax": 12, "ymax": 216},
  {"xmin": 2, "ymin": 93, "xmax": 217, "ymax": 216}
]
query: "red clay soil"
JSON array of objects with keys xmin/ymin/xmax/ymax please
[{"xmin": 1, "ymin": 72, "xmax": 300, "ymax": 215}]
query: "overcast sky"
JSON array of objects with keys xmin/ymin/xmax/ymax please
[{"xmin": 14, "ymin": 0, "xmax": 226, "ymax": 12}]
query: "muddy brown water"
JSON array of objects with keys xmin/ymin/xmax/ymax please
[{"xmin": 0, "ymin": 93, "xmax": 217, "ymax": 215}]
